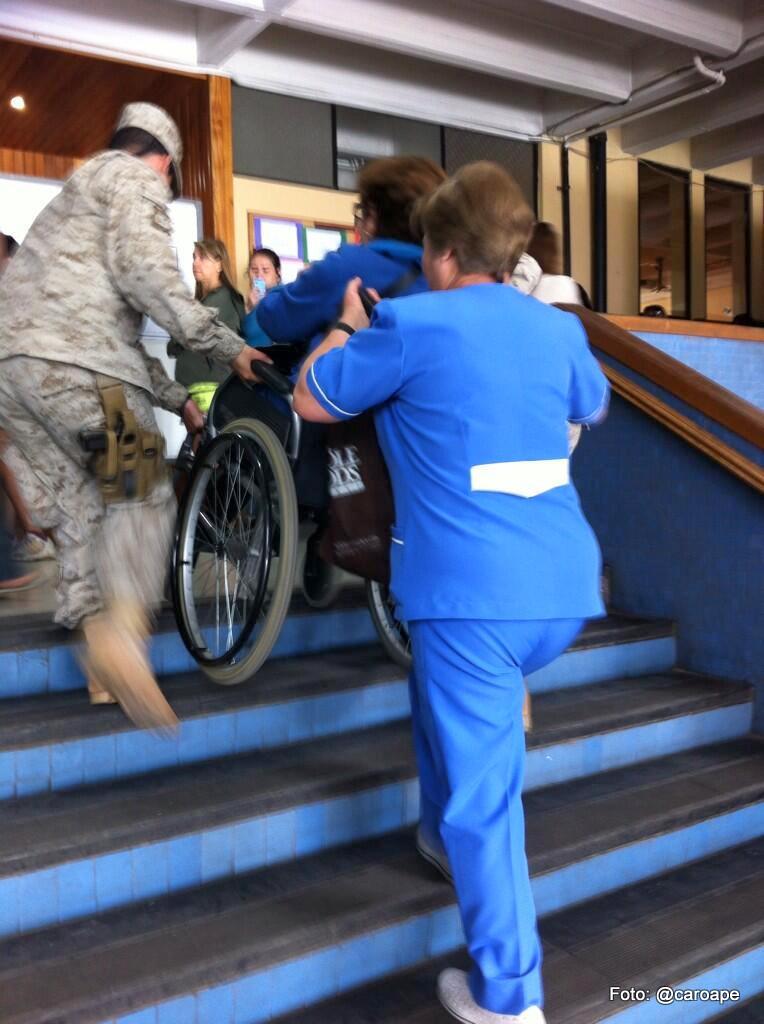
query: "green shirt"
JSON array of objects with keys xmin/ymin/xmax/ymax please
[{"xmin": 172, "ymin": 286, "xmax": 245, "ymax": 387}]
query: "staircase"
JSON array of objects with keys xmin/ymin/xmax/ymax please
[{"xmin": 0, "ymin": 594, "xmax": 762, "ymax": 1024}]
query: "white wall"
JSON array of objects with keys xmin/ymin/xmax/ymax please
[{"xmin": 1, "ymin": 172, "xmax": 201, "ymax": 456}]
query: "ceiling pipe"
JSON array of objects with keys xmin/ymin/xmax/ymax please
[
  {"xmin": 559, "ymin": 58, "xmax": 725, "ymax": 146},
  {"xmin": 547, "ymin": 55, "xmax": 725, "ymax": 145}
]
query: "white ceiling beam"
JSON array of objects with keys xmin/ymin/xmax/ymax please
[
  {"xmin": 195, "ymin": 9, "xmax": 269, "ymax": 66},
  {"xmin": 542, "ymin": 54, "xmax": 708, "ymax": 137},
  {"xmin": 227, "ymin": 26, "xmax": 545, "ymax": 138},
  {"xmin": 278, "ymin": 0, "xmax": 631, "ymax": 102},
  {"xmin": 728, "ymin": 3, "xmax": 764, "ymax": 69},
  {"xmin": 537, "ymin": 0, "xmax": 743, "ymax": 57},
  {"xmin": 621, "ymin": 62, "xmax": 764, "ymax": 154},
  {"xmin": 691, "ymin": 115, "xmax": 764, "ymax": 170},
  {"xmin": 0, "ymin": 0, "xmax": 200, "ymax": 69},
  {"xmin": 178, "ymin": 0, "xmax": 295, "ymax": 16},
  {"xmin": 182, "ymin": 0, "xmax": 297, "ymax": 66},
  {"xmin": 181, "ymin": 0, "xmax": 267, "ymax": 13}
]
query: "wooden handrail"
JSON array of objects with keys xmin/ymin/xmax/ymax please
[
  {"xmin": 603, "ymin": 365, "xmax": 764, "ymax": 495},
  {"xmin": 559, "ymin": 305, "xmax": 764, "ymax": 451},
  {"xmin": 608, "ymin": 315, "xmax": 764, "ymax": 343}
]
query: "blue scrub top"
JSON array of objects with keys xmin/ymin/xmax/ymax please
[
  {"xmin": 243, "ymin": 239, "xmax": 426, "ymax": 351},
  {"xmin": 307, "ymin": 283, "xmax": 609, "ymax": 622}
]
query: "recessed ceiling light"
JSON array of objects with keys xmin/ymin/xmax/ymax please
[{"xmin": 10, "ymin": 96, "xmax": 26, "ymax": 111}]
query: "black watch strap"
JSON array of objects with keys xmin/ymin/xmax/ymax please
[{"xmin": 333, "ymin": 320, "xmax": 356, "ymax": 336}]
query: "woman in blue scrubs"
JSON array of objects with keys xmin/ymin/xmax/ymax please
[
  {"xmin": 294, "ymin": 161, "xmax": 609, "ymax": 1024},
  {"xmin": 242, "ymin": 156, "xmax": 446, "ymax": 353}
]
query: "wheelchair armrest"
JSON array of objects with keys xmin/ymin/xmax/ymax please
[
  {"xmin": 238, "ymin": 366, "xmax": 301, "ymax": 463},
  {"xmin": 246, "ymin": 363, "xmax": 293, "ymax": 397}
]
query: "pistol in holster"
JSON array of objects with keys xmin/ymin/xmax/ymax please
[{"xmin": 79, "ymin": 376, "xmax": 167, "ymax": 504}]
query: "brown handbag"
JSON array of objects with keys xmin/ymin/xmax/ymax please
[
  {"xmin": 317, "ymin": 267, "xmax": 421, "ymax": 583},
  {"xmin": 319, "ymin": 410, "xmax": 394, "ymax": 583}
]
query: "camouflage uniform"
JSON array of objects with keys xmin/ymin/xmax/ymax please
[{"xmin": 0, "ymin": 130, "xmax": 243, "ymax": 630}]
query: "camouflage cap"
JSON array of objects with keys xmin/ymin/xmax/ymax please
[{"xmin": 116, "ymin": 102, "xmax": 183, "ymax": 198}]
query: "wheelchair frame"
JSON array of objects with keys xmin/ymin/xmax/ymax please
[{"xmin": 171, "ymin": 366, "xmax": 411, "ymax": 684}]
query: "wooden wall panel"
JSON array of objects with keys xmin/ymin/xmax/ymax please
[
  {"xmin": 0, "ymin": 148, "xmax": 81, "ymax": 180},
  {"xmin": 0, "ymin": 42, "xmax": 238, "ymax": 263},
  {"xmin": 0, "ymin": 39, "xmax": 224, "ymax": 242},
  {"xmin": 208, "ymin": 76, "xmax": 235, "ymax": 257},
  {"xmin": 0, "ymin": 40, "xmax": 206, "ymax": 158}
]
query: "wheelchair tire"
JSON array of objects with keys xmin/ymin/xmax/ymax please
[
  {"xmin": 173, "ymin": 417, "xmax": 298, "ymax": 685},
  {"xmin": 365, "ymin": 580, "xmax": 412, "ymax": 670}
]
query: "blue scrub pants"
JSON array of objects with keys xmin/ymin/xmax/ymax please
[{"xmin": 408, "ymin": 617, "xmax": 583, "ymax": 1016}]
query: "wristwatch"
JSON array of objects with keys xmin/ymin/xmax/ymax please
[{"xmin": 332, "ymin": 320, "xmax": 356, "ymax": 336}]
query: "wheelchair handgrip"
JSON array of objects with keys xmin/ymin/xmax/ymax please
[
  {"xmin": 359, "ymin": 287, "xmax": 378, "ymax": 317},
  {"xmin": 246, "ymin": 361, "xmax": 293, "ymax": 396}
]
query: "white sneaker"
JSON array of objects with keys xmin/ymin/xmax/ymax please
[
  {"xmin": 415, "ymin": 825, "xmax": 453, "ymax": 883},
  {"xmin": 437, "ymin": 969, "xmax": 546, "ymax": 1024}
]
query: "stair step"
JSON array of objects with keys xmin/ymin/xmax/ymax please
[
  {"xmin": 0, "ymin": 611, "xmax": 675, "ymax": 698},
  {"xmin": 709, "ymin": 995, "xmax": 764, "ymax": 1022},
  {"xmin": 0, "ymin": 592, "xmax": 378, "ymax": 698},
  {"xmin": 528, "ymin": 615, "xmax": 675, "ymax": 692},
  {"xmin": 272, "ymin": 840, "xmax": 764, "ymax": 1024},
  {"xmin": 0, "ymin": 734, "xmax": 761, "ymax": 951},
  {"xmin": 0, "ymin": 647, "xmax": 409, "ymax": 797},
  {"xmin": 0, "ymin": 664, "xmax": 750, "ymax": 799},
  {"xmin": 1, "ymin": 820, "xmax": 762, "ymax": 1024}
]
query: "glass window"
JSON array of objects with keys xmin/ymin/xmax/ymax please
[
  {"xmin": 638, "ymin": 162, "xmax": 689, "ymax": 319},
  {"xmin": 443, "ymin": 128, "xmax": 537, "ymax": 213},
  {"xmin": 705, "ymin": 179, "xmax": 750, "ymax": 323},
  {"xmin": 334, "ymin": 107, "xmax": 441, "ymax": 191},
  {"xmin": 232, "ymin": 86, "xmax": 334, "ymax": 188}
]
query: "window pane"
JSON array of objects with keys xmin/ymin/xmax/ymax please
[
  {"xmin": 443, "ymin": 129, "xmax": 536, "ymax": 212},
  {"xmin": 232, "ymin": 86, "xmax": 334, "ymax": 188},
  {"xmin": 335, "ymin": 107, "xmax": 441, "ymax": 191},
  {"xmin": 639, "ymin": 163, "xmax": 688, "ymax": 318},
  {"xmin": 705, "ymin": 180, "xmax": 749, "ymax": 323}
]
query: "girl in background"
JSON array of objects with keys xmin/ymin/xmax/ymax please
[{"xmin": 246, "ymin": 247, "xmax": 282, "ymax": 314}]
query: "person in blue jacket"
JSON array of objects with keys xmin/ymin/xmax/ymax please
[
  {"xmin": 293, "ymin": 162, "xmax": 609, "ymax": 1024},
  {"xmin": 242, "ymin": 155, "xmax": 446, "ymax": 354}
]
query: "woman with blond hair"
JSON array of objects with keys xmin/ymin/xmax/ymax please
[
  {"xmin": 171, "ymin": 238, "xmax": 245, "ymax": 387},
  {"xmin": 294, "ymin": 162, "xmax": 609, "ymax": 1024}
]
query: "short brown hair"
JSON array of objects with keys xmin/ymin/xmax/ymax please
[
  {"xmin": 414, "ymin": 161, "xmax": 534, "ymax": 279},
  {"xmin": 527, "ymin": 221, "xmax": 562, "ymax": 275},
  {"xmin": 358, "ymin": 156, "xmax": 446, "ymax": 243}
]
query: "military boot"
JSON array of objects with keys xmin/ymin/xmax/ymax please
[
  {"xmin": 82, "ymin": 607, "xmax": 178, "ymax": 734},
  {"xmin": 86, "ymin": 671, "xmax": 117, "ymax": 706}
]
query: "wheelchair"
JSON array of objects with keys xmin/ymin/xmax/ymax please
[{"xmin": 171, "ymin": 364, "xmax": 411, "ymax": 685}]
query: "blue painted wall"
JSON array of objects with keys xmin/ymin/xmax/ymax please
[
  {"xmin": 636, "ymin": 331, "xmax": 764, "ymax": 409},
  {"xmin": 572, "ymin": 394, "xmax": 764, "ymax": 732}
]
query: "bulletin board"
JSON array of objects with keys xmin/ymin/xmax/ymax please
[{"xmin": 248, "ymin": 213, "xmax": 355, "ymax": 283}]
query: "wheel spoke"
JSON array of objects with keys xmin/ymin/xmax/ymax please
[{"xmin": 174, "ymin": 421, "xmax": 297, "ymax": 678}]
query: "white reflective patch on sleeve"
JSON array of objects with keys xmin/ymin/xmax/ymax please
[{"xmin": 470, "ymin": 459, "xmax": 569, "ymax": 498}]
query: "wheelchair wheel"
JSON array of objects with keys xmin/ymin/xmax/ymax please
[
  {"xmin": 365, "ymin": 580, "xmax": 412, "ymax": 670},
  {"xmin": 173, "ymin": 417, "xmax": 298, "ymax": 685}
]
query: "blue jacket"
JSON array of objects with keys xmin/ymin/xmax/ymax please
[
  {"xmin": 243, "ymin": 239, "xmax": 426, "ymax": 351},
  {"xmin": 307, "ymin": 284, "xmax": 609, "ymax": 622}
]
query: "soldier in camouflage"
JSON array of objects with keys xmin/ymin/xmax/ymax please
[{"xmin": 0, "ymin": 102, "xmax": 266, "ymax": 730}]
